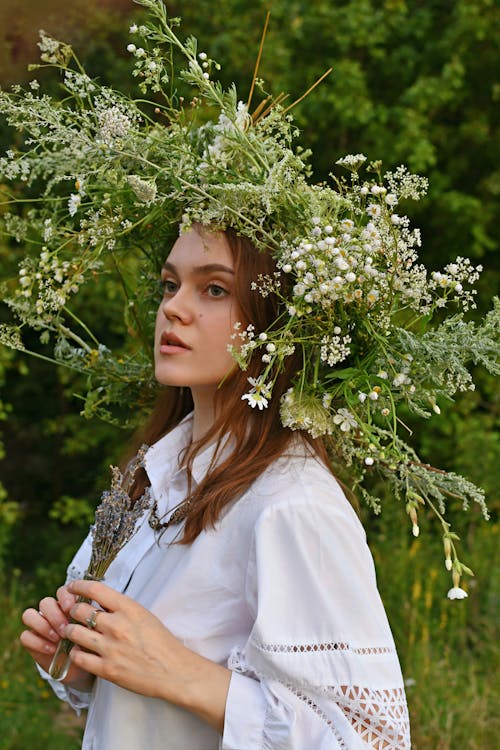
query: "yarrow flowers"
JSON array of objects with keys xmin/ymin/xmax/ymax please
[{"xmin": 0, "ymin": 0, "xmax": 498, "ymax": 595}]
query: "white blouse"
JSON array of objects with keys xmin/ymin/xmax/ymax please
[{"xmin": 40, "ymin": 413, "xmax": 411, "ymax": 749}]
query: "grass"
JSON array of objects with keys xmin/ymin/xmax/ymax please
[{"xmin": 0, "ymin": 569, "xmax": 83, "ymax": 750}]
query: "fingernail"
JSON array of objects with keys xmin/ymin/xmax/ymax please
[
  {"xmin": 49, "ymin": 629, "xmax": 59, "ymax": 641},
  {"xmin": 58, "ymin": 623, "xmax": 67, "ymax": 635},
  {"xmin": 44, "ymin": 643, "xmax": 56, "ymax": 653}
]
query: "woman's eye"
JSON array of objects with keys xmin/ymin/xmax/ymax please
[
  {"xmin": 207, "ymin": 284, "xmax": 228, "ymax": 298},
  {"xmin": 161, "ymin": 279, "xmax": 178, "ymax": 295}
]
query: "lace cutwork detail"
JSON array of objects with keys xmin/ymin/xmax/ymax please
[
  {"xmin": 328, "ymin": 685, "xmax": 411, "ymax": 749},
  {"xmin": 253, "ymin": 639, "xmax": 395, "ymax": 656},
  {"xmin": 285, "ymin": 684, "xmax": 348, "ymax": 748},
  {"xmin": 230, "ymin": 645, "xmax": 410, "ymax": 748}
]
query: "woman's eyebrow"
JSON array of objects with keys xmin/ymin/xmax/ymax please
[{"xmin": 162, "ymin": 261, "xmax": 235, "ymax": 276}]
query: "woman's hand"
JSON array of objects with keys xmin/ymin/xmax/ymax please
[
  {"xmin": 64, "ymin": 579, "xmax": 231, "ymax": 733},
  {"xmin": 20, "ymin": 585, "xmax": 93, "ymax": 689}
]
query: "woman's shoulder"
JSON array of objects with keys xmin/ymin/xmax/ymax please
[{"xmin": 233, "ymin": 438, "xmax": 363, "ymax": 535}]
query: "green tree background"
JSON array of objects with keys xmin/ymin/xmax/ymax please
[{"xmin": 0, "ymin": 1, "xmax": 498, "ymax": 747}]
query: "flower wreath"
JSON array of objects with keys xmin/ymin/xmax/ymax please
[{"xmin": 0, "ymin": 0, "xmax": 498, "ymax": 597}]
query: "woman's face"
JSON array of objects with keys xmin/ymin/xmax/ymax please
[{"xmin": 154, "ymin": 228, "xmax": 241, "ymax": 395}]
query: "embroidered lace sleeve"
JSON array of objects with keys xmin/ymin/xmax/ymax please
[{"xmin": 222, "ymin": 483, "xmax": 411, "ymax": 749}]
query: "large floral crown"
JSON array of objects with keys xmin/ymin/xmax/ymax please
[{"xmin": 0, "ymin": 0, "xmax": 498, "ymax": 595}]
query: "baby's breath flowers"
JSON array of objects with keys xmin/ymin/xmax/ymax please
[
  {"xmin": 48, "ymin": 446, "xmax": 151, "ymax": 681},
  {"xmin": 0, "ymin": 0, "xmax": 498, "ymax": 596}
]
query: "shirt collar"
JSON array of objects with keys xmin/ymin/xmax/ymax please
[{"xmin": 143, "ymin": 412, "xmax": 233, "ymax": 499}]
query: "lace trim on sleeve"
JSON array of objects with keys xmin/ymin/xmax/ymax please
[
  {"xmin": 253, "ymin": 639, "xmax": 395, "ymax": 656},
  {"xmin": 288, "ymin": 683, "xmax": 410, "ymax": 749},
  {"xmin": 327, "ymin": 685, "xmax": 411, "ymax": 749},
  {"xmin": 229, "ymin": 644, "xmax": 411, "ymax": 749}
]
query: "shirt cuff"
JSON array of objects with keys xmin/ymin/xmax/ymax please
[
  {"xmin": 36, "ymin": 663, "xmax": 93, "ymax": 714},
  {"xmin": 221, "ymin": 671, "xmax": 267, "ymax": 750}
]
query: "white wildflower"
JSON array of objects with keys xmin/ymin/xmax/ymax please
[
  {"xmin": 127, "ymin": 175, "xmax": 157, "ymax": 204},
  {"xmin": 393, "ymin": 373, "xmax": 410, "ymax": 387},
  {"xmin": 367, "ymin": 203, "xmax": 381, "ymax": 219},
  {"xmin": 447, "ymin": 587, "xmax": 468, "ymax": 600},
  {"xmin": 68, "ymin": 193, "xmax": 81, "ymax": 216},
  {"xmin": 241, "ymin": 391, "xmax": 269, "ymax": 410},
  {"xmin": 241, "ymin": 376, "xmax": 272, "ymax": 410},
  {"xmin": 333, "ymin": 408, "xmax": 357, "ymax": 432},
  {"xmin": 97, "ymin": 106, "xmax": 132, "ymax": 147},
  {"xmin": 336, "ymin": 153, "xmax": 366, "ymax": 169}
]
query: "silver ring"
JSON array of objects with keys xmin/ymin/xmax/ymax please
[{"xmin": 86, "ymin": 609, "xmax": 100, "ymax": 630}]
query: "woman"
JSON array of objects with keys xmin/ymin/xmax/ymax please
[{"xmin": 20, "ymin": 224, "xmax": 411, "ymax": 749}]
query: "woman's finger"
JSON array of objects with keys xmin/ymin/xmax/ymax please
[
  {"xmin": 37, "ymin": 596, "xmax": 70, "ymax": 634},
  {"xmin": 67, "ymin": 579, "xmax": 126, "ymax": 613},
  {"xmin": 20, "ymin": 627, "xmax": 57, "ymax": 656},
  {"xmin": 63, "ymin": 622, "xmax": 103, "ymax": 656},
  {"xmin": 56, "ymin": 584, "xmax": 78, "ymax": 613},
  {"xmin": 69, "ymin": 601, "xmax": 109, "ymax": 633},
  {"xmin": 22, "ymin": 607, "xmax": 60, "ymax": 642}
]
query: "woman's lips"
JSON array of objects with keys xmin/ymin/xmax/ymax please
[{"xmin": 159, "ymin": 331, "xmax": 191, "ymax": 354}]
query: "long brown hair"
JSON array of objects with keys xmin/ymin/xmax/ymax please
[{"xmin": 129, "ymin": 225, "xmax": 333, "ymax": 543}]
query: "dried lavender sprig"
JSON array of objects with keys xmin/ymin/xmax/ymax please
[{"xmin": 49, "ymin": 445, "xmax": 151, "ymax": 680}]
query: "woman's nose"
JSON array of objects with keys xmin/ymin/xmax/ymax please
[{"xmin": 161, "ymin": 287, "xmax": 193, "ymax": 323}]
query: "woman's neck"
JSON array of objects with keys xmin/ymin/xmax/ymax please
[{"xmin": 190, "ymin": 386, "xmax": 218, "ymax": 442}]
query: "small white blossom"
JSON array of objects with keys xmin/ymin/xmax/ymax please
[
  {"xmin": 241, "ymin": 391, "xmax": 269, "ymax": 410},
  {"xmin": 393, "ymin": 373, "xmax": 410, "ymax": 387},
  {"xmin": 447, "ymin": 587, "xmax": 468, "ymax": 600},
  {"xmin": 68, "ymin": 193, "xmax": 81, "ymax": 216},
  {"xmin": 336, "ymin": 153, "xmax": 366, "ymax": 169},
  {"xmin": 333, "ymin": 408, "xmax": 357, "ymax": 432},
  {"xmin": 367, "ymin": 203, "xmax": 381, "ymax": 219}
]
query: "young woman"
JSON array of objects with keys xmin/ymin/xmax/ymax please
[{"xmin": 20, "ymin": 224, "xmax": 411, "ymax": 749}]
